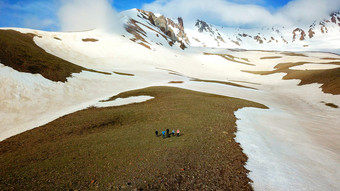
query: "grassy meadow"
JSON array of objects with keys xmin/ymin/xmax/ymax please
[{"xmin": 0, "ymin": 86, "xmax": 266, "ymax": 190}]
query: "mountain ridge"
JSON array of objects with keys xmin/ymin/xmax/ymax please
[{"xmin": 121, "ymin": 8, "xmax": 340, "ymax": 52}]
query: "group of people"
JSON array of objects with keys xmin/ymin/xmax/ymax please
[{"xmin": 155, "ymin": 129, "xmax": 180, "ymax": 138}]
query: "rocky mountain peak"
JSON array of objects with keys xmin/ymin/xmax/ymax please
[{"xmin": 195, "ymin": 20, "xmax": 214, "ymax": 34}]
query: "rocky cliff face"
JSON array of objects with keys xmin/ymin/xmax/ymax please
[{"xmin": 137, "ymin": 9, "xmax": 188, "ymax": 47}]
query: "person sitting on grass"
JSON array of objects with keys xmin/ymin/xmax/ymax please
[
  {"xmin": 166, "ymin": 129, "xmax": 170, "ymax": 137},
  {"xmin": 176, "ymin": 129, "xmax": 180, "ymax": 137},
  {"xmin": 155, "ymin": 130, "xmax": 158, "ymax": 137}
]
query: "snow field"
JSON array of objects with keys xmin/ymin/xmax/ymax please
[{"xmin": 0, "ymin": 26, "xmax": 339, "ymax": 191}]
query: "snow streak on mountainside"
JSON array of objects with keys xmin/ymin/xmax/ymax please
[{"xmin": 121, "ymin": 9, "xmax": 340, "ymax": 52}]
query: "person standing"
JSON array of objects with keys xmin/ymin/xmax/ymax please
[
  {"xmin": 176, "ymin": 129, "xmax": 180, "ymax": 137},
  {"xmin": 166, "ymin": 129, "xmax": 170, "ymax": 137},
  {"xmin": 155, "ymin": 130, "xmax": 159, "ymax": 137},
  {"xmin": 162, "ymin": 131, "xmax": 166, "ymax": 138}
]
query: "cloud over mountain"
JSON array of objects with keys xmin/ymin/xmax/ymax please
[
  {"xmin": 58, "ymin": 0, "xmax": 121, "ymax": 32},
  {"xmin": 142, "ymin": 0, "xmax": 340, "ymax": 27}
]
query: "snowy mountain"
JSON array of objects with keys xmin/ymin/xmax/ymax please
[
  {"xmin": 121, "ymin": 9, "xmax": 340, "ymax": 52},
  {"xmin": 0, "ymin": 7, "xmax": 340, "ymax": 191}
]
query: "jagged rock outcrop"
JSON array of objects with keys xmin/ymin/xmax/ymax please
[
  {"xmin": 308, "ymin": 28, "xmax": 315, "ymax": 39},
  {"xmin": 292, "ymin": 28, "xmax": 306, "ymax": 41},
  {"xmin": 254, "ymin": 35, "xmax": 264, "ymax": 44},
  {"xmin": 196, "ymin": 20, "xmax": 214, "ymax": 34}
]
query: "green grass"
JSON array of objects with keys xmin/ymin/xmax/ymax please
[
  {"xmin": 0, "ymin": 86, "xmax": 266, "ymax": 190},
  {"xmin": 0, "ymin": 30, "xmax": 110, "ymax": 82}
]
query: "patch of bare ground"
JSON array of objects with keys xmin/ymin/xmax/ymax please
[
  {"xmin": 168, "ymin": 81, "xmax": 183, "ymax": 84},
  {"xmin": 191, "ymin": 78, "xmax": 257, "ymax": 90},
  {"xmin": 243, "ymin": 61, "xmax": 340, "ymax": 95},
  {"xmin": 204, "ymin": 53, "xmax": 255, "ymax": 66},
  {"xmin": 113, "ymin": 71, "xmax": 135, "ymax": 76},
  {"xmin": 321, "ymin": 58, "xmax": 340, "ymax": 60},
  {"xmin": 0, "ymin": 87, "xmax": 266, "ymax": 190},
  {"xmin": 321, "ymin": 101, "xmax": 339, "ymax": 108},
  {"xmin": 241, "ymin": 58, "xmax": 250, "ymax": 62},
  {"xmin": 82, "ymin": 38, "xmax": 98, "ymax": 42},
  {"xmin": 260, "ymin": 56, "xmax": 282, "ymax": 59},
  {"xmin": 54, "ymin": 37, "xmax": 61, "ymax": 41},
  {"xmin": 280, "ymin": 52, "xmax": 307, "ymax": 57},
  {"xmin": 283, "ymin": 68, "xmax": 340, "ymax": 95},
  {"xmin": 138, "ymin": 42, "xmax": 151, "ymax": 49},
  {"xmin": 0, "ymin": 30, "xmax": 108, "ymax": 82}
]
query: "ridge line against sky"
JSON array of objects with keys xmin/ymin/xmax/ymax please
[{"xmin": 0, "ymin": 0, "xmax": 340, "ymax": 31}]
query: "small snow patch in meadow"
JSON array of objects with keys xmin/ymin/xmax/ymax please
[
  {"xmin": 94, "ymin": 96, "xmax": 154, "ymax": 108},
  {"xmin": 290, "ymin": 64, "xmax": 340, "ymax": 70}
]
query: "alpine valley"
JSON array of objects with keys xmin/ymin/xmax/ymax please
[{"xmin": 0, "ymin": 8, "xmax": 340, "ymax": 191}]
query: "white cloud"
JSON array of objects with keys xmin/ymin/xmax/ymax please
[
  {"xmin": 58, "ymin": 0, "xmax": 122, "ymax": 32},
  {"xmin": 142, "ymin": 0, "xmax": 340, "ymax": 28},
  {"xmin": 277, "ymin": 0, "xmax": 340, "ymax": 25}
]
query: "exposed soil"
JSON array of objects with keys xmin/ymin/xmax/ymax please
[
  {"xmin": 82, "ymin": 38, "xmax": 99, "ymax": 42},
  {"xmin": 0, "ymin": 87, "xmax": 266, "ymax": 190}
]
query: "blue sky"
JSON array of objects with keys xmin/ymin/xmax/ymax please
[{"xmin": 0, "ymin": 0, "xmax": 338, "ymax": 31}]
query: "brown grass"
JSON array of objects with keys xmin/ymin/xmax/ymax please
[
  {"xmin": 283, "ymin": 68, "xmax": 340, "ymax": 94},
  {"xmin": 82, "ymin": 38, "xmax": 98, "ymax": 42},
  {"xmin": 168, "ymin": 81, "xmax": 184, "ymax": 84},
  {"xmin": 113, "ymin": 71, "xmax": 135, "ymax": 76},
  {"xmin": 191, "ymin": 78, "xmax": 257, "ymax": 90},
  {"xmin": 260, "ymin": 56, "xmax": 282, "ymax": 59},
  {"xmin": 321, "ymin": 58, "xmax": 340, "ymax": 60},
  {"xmin": 0, "ymin": 86, "xmax": 266, "ymax": 190},
  {"xmin": 204, "ymin": 53, "xmax": 255, "ymax": 66},
  {"xmin": 0, "ymin": 29, "xmax": 108, "ymax": 82},
  {"xmin": 321, "ymin": 101, "xmax": 339, "ymax": 108},
  {"xmin": 243, "ymin": 61, "xmax": 340, "ymax": 95},
  {"xmin": 138, "ymin": 42, "xmax": 151, "ymax": 50},
  {"xmin": 280, "ymin": 52, "xmax": 307, "ymax": 57}
]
